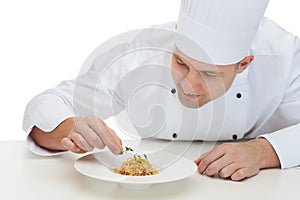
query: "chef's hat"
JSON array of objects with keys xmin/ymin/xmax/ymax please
[{"xmin": 176, "ymin": 0, "xmax": 269, "ymax": 65}]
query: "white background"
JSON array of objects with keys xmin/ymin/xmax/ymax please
[{"xmin": 1, "ymin": 0, "xmax": 300, "ymax": 140}]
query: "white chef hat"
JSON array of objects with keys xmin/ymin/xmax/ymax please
[{"xmin": 176, "ymin": 0, "xmax": 269, "ymax": 65}]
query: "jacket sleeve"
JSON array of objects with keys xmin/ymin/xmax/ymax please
[
  {"xmin": 260, "ymin": 36, "xmax": 300, "ymax": 169},
  {"xmin": 22, "ymin": 45, "xmax": 128, "ymax": 156},
  {"xmin": 23, "ymin": 22, "xmax": 176, "ymax": 156}
]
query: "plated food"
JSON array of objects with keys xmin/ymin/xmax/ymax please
[
  {"xmin": 114, "ymin": 147, "xmax": 158, "ymax": 176},
  {"xmin": 114, "ymin": 154, "xmax": 158, "ymax": 176}
]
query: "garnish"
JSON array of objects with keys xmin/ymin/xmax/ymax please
[
  {"xmin": 125, "ymin": 147, "xmax": 133, "ymax": 152},
  {"xmin": 119, "ymin": 146, "xmax": 134, "ymax": 155}
]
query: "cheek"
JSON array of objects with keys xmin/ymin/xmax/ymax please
[
  {"xmin": 206, "ymin": 75, "xmax": 234, "ymax": 96},
  {"xmin": 171, "ymin": 62, "xmax": 186, "ymax": 81},
  {"xmin": 222, "ymin": 74, "xmax": 236, "ymax": 90},
  {"xmin": 202, "ymin": 76, "xmax": 226, "ymax": 97}
]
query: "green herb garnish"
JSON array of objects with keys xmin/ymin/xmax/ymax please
[
  {"xmin": 119, "ymin": 146, "xmax": 134, "ymax": 155},
  {"xmin": 125, "ymin": 147, "xmax": 133, "ymax": 152}
]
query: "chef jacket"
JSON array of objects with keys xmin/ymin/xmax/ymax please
[{"xmin": 23, "ymin": 17, "xmax": 300, "ymax": 169}]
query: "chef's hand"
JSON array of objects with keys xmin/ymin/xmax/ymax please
[
  {"xmin": 194, "ymin": 138, "xmax": 281, "ymax": 181},
  {"xmin": 61, "ymin": 115, "xmax": 123, "ymax": 155}
]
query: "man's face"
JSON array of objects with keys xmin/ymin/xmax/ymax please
[{"xmin": 171, "ymin": 48, "xmax": 241, "ymax": 108}]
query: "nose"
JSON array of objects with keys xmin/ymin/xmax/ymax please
[{"xmin": 180, "ymin": 70, "xmax": 204, "ymax": 94}]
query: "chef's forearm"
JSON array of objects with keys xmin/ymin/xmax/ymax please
[{"xmin": 29, "ymin": 117, "xmax": 75, "ymax": 151}]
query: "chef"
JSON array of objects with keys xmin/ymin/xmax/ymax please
[{"xmin": 23, "ymin": 0, "xmax": 300, "ymax": 181}]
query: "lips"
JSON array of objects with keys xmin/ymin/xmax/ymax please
[{"xmin": 180, "ymin": 87, "xmax": 202, "ymax": 101}]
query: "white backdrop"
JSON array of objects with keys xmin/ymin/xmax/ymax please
[{"xmin": 1, "ymin": 0, "xmax": 300, "ymax": 140}]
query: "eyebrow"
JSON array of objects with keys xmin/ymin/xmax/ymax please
[{"xmin": 174, "ymin": 54, "xmax": 223, "ymax": 74}]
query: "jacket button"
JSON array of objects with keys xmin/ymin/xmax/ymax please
[
  {"xmin": 172, "ymin": 133, "xmax": 178, "ymax": 139},
  {"xmin": 236, "ymin": 93, "xmax": 242, "ymax": 98},
  {"xmin": 171, "ymin": 88, "xmax": 176, "ymax": 94},
  {"xmin": 232, "ymin": 134, "xmax": 238, "ymax": 140}
]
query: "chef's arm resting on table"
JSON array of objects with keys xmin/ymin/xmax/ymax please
[
  {"xmin": 194, "ymin": 137, "xmax": 281, "ymax": 181},
  {"xmin": 195, "ymin": 37, "xmax": 300, "ymax": 180}
]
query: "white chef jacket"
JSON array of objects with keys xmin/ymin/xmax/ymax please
[{"xmin": 23, "ymin": 17, "xmax": 300, "ymax": 169}]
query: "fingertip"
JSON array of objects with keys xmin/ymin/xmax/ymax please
[
  {"xmin": 197, "ymin": 167, "xmax": 203, "ymax": 174},
  {"xmin": 113, "ymin": 148, "xmax": 123, "ymax": 155},
  {"xmin": 73, "ymin": 147, "xmax": 81, "ymax": 152},
  {"xmin": 77, "ymin": 148, "xmax": 88, "ymax": 154},
  {"xmin": 197, "ymin": 162, "xmax": 206, "ymax": 174},
  {"xmin": 114, "ymin": 143, "xmax": 124, "ymax": 155},
  {"xmin": 111, "ymin": 145, "xmax": 123, "ymax": 155},
  {"xmin": 62, "ymin": 138, "xmax": 82, "ymax": 153},
  {"xmin": 194, "ymin": 158, "xmax": 201, "ymax": 165}
]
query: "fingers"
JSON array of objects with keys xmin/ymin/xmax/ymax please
[
  {"xmin": 194, "ymin": 151, "xmax": 210, "ymax": 165},
  {"xmin": 75, "ymin": 120, "xmax": 105, "ymax": 150},
  {"xmin": 197, "ymin": 155, "xmax": 257, "ymax": 181},
  {"xmin": 230, "ymin": 168, "xmax": 248, "ymax": 181},
  {"xmin": 88, "ymin": 118, "xmax": 123, "ymax": 154},
  {"xmin": 61, "ymin": 137, "xmax": 87, "ymax": 154},
  {"xmin": 69, "ymin": 131, "xmax": 94, "ymax": 152},
  {"xmin": 195, "ymin": 143, "xmax": 261, "ymax": 181},
  {"xmin": 230, "ymin": 167, "xmax": 259, "ymax": 181},
  {"xmin": 204, "ymin": 156, "xmax": 234, "ymax": 177},
  {"xmin": 66, "ymin": 115, "xmax": 123, "ymax": 155},
  {"xmin": 216, "ymin": 162, "xmax": 251, "ymax": 181},
  {"xmin": 196, "ymin": 148, "xmax": 225, "ymax": 174},
  {"xmin": 218, "ymin": 163, "xmax": 238, "ymax": 179},
  {"xmin": 103, "ymin": 128, "xmax": 123, "ymax": 154}
]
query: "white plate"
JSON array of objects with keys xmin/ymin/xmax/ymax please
[{"xmin": 74, "ymin": 151, "xmax": 197, "ymax": 189}]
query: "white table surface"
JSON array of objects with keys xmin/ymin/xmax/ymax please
[{"xmin": 1, "ymin": 139, "xmax": 299, "ymax": 200}]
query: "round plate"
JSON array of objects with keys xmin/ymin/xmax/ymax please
[{"xmin": 74, "ymin": 151, "xmax": 197, "ymax": 189}]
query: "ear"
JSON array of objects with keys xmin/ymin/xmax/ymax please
[{"xmin": 236, "ymin": 56, "xmax": 254, "ymax": 74}]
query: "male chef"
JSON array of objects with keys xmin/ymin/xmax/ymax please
[{"xmin": 23, "ymin": 0, "xmax": 300, "ymax": 181}]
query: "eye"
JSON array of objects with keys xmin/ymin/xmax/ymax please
[
  {"xmin": 202, "ymin": 71, "xmax": 219, "ymax": 77},
  {"xmin": 176, "ymin": 58, "xmax": 186, "ymax": 66}
]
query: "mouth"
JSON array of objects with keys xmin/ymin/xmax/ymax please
[{"xmin": 180, "ymin": 86, "xmax": 202, "ymax": 101}]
